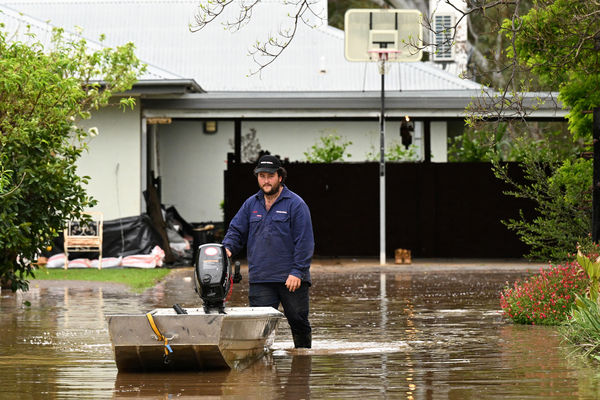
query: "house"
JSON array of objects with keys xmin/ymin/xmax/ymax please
[{"xmin": 0, "ymin": 0, "xmax": 565, "ymax": 227}]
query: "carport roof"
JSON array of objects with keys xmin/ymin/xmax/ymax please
[{"xmin": 140, "ymin": 89, "xmax": 566, "ymax": 120}]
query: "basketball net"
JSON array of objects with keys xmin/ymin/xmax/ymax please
[{"xmin": 368, "ymin": 50, "xmax": 400, "ymax": 74}]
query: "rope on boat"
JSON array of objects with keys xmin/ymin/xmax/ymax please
[{"xmin": 146, "ymin": 312, "xmax": 173, "ymax": 364}]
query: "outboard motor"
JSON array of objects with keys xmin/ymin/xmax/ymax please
[{"xmin": 194, "ymin": 243, "xmax": 241, "ymax": 314}]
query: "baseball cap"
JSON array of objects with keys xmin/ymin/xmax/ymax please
[{"xmin": 254, "ymin": 155, "xmax": 281, "ymax": 174}]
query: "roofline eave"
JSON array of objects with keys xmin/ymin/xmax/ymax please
[{"xmin": 139, "ymin": 90, "xmax": 566, "ymax": 120}]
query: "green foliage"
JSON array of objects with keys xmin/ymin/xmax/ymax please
[
  {"xmin": 494, "ymin": 150, "xmax": 592, "ymax": 262},
  {"xmin": 366, "ymin": 143, "xmax": 419, "ymax": 162},
  {"xmin": 509, "ymin": 0, "xmax": 600, "ymax": 139},
  {"xmin": 304, "ymin": 133, "xmax": 352, "ymax": 163},
  {"xmin": 562, "ymin": 296, "xmax": 600, "ymax": 360},
  {"xmin": 449, "ymin": 121, "xmax": 581, "ymax": 162},
  {"xmin": 575, "ymin": 235, "xmax": 600, "ymax": 261},
  {"xmin": 500, "ymin": 262, "xmax": 589, "ymax": 325},
  {"xmin": 561, "ymin": 251, "xmax": 600, "ymax": 360},
  {"xmin": 0, "ymin": 26, "xmax": 146, "ymax": 291},
  {"xmin": 558, "ymin": 73, "xmax": 600, "ymax": 140},
  {"xmin": 448, "ymin": 124, "xmax": 514, "ymax": 162},
  {"xmin": 448, "ymin": 130, "xmax": 495, "ymax": 162},
  {"xmin": 384, "ymin": 143, "xmax": 419, "ymax": 162},
  {"xmin": 576, "ymin": 250, "xmax": 600, "ymax": 302},
  {"xmin": 0, "ymin": 154, "xmax": 16, "ymax": 195}
]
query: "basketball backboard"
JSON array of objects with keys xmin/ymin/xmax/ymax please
[{"xmin": 344, "ymin": 9, "xmax": 423, "ymax": 62}]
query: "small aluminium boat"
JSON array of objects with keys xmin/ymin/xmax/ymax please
[
  {"xmin": 107, "ymin": 244, "xmax": 284, "ymax": 371},
  {"xmin": 108, "ymin": 306, "xmax": 283, "ymax": 371}
]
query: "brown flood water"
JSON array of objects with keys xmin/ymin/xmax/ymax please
[{"xmin": 2, "ymin": 265, "xmax": 600, "ymax": 399}]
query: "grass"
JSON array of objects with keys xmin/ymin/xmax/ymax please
[{"xmin": 32, "ymin": 267, "xmax": 172, "ymax": 292}]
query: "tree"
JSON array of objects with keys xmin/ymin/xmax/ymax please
[
  {"xmin": 493, "ymin": 144, "xmax": 591, "ymax": 261},
  {"xmin": 508, "ymin": 0, "xmax": 600, "ymax": 138},
  {"xmin": 485, "ymin": 0, "xmax": 599, "ymax": 259},
  {"xmin": 0, "ymin": 26, "xmax": 145, "ymax": 291}
]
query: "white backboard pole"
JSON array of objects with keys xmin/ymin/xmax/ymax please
[
  {"xmin": 379, "ymin": 69, "xmax": 386, "ymax": 265},
  {"xmin": 344, "ymin": 9, "xmax": 422, "ymax": 265}
]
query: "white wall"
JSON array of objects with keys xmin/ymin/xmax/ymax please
[
  {"xmin": 77, "ymin": 103, "xmax": 142, "ymax": 220},
  {"xmin": 156, "ymin": 119, "xmax": 448, "ymax": 223},
  {"xmin": 157, "ymin": 120, "xmax": 233, "ymax": 224},
  {"xmin": 430, "ymin": 121, "xmax": 448, "ymax": 162}
]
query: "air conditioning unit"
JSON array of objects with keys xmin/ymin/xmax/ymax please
[{"xmin": 432, "ymin": 14, "xmax": 454, "ymax": 61}]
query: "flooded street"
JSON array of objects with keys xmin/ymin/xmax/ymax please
[{"xmin": 3, "ymin": 265, "xmax": 600, "ymax": 399}]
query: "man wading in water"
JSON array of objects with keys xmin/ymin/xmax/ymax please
[{"xmin": 223, "ymin": 155, "xmax": 314, "ymax": 348}]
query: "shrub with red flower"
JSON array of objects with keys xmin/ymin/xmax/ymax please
[{"xmin": 500, "ymin": 262, "xmax": 589, "ymax": 325}]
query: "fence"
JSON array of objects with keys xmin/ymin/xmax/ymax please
[{"xmin": 224, "ymin": 162, "xmax": 534, "ymax": 258}]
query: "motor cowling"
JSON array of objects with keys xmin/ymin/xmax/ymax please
[{"xmin": 194, "ymin": 243, "xmax": 232, "ymax": 314}]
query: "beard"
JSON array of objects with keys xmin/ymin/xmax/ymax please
[{"xmin": 260, "ymin": 180, "xmax": 281, "ymax": 196}]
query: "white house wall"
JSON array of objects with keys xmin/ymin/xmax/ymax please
[
  {"xmin": 156, "ymin": 119, "xmax": 449, "ymax": 223},
  {"xmin": 77, "ymin": 104, "xmax": 142, "ymax": 220},
  {"xmin": 157, "ymin": 120, "xmax": 233, "ymax": 224},
  {"xmin": 430, "ymin": 121, "xmax": 448, "ymax": 162}
]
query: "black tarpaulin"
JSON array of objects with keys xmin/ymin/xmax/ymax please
[{"xmin": 51, "ymin": 214, "xmax": 164, "ymax": 259}]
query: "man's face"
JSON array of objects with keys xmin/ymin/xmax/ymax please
[{"xmin": 257, "ymin": 171, "xmax": 282, "ymax": 196}]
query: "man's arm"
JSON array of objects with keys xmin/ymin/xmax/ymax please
[
  {"xmin": 222, "ymin": 200, "xmax": 250, "ymax": 257},
  {"xmin": 289, "ymin": 200, "xmax": 314, "ymax": 282}
]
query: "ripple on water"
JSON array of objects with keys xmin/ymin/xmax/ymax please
[{"xmin": 272, "ymin": 339, "xmax": 409, "ymax": 356}]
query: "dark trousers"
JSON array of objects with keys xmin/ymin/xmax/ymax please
[{"xmin": 249, "ymin": 282, "xmax": 311, "ymax": 346}]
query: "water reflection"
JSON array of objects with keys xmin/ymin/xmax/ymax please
[
  {"xmin": 112, "ymin": 354, "xmax": 313, "ymax": 399},
  {"xmin": 2, "ymin": 268, "xmax": 600, "ymax": 399}
]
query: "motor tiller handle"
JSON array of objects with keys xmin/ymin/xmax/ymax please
[
  {"xmin": 233, "ymin": 261, "xmax": 242, "ymax": 284},
  {"xmin": 173, "ymin": 303, "xmax": 187, "ymax": 314}
]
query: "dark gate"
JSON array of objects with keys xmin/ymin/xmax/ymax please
[{"xmin": 224, "ymin": 162, "xmax": 533, "ymax": 258}]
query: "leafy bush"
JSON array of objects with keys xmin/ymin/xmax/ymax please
[
  {"xmin": 448, "ymin": 125, "xmax": 508, "ymax": 162},
  {"xmin": 366, "ymin": 143, "xmax": 419, "ymax": 162},
  {"xmin": 575, "ymin": 235, "xmax": 600, "ymax": 262},
  {"xmin": 500, "ymin": 262, "xmax": 589, "ymax": 325},
  {"xmin": 448, "ymin": 122, "xmax": 579, "ymax": 163},
  {"xmin": 495, "ymin": 152, "xmax": 592, "ymax": 262},
  {"xmin": 304, "ymin": 134, "xmax": 352, "ymax": 163},
  {"xmin": 0, "ymin": 27, "xmax": 145, "ymax": 291}
]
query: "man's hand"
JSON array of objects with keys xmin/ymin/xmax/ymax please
[
  {"xmin": 285, "ymin": 274, "xmax": 301, "ymax": 292},
  {"xmin": 225, "ymin": 248, "xmax": 232, "ymax": 258}
]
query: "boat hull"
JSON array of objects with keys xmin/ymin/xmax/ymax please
[{"xmin": 107, "ymin": 307, "xmax": 283, "ymax": 371}]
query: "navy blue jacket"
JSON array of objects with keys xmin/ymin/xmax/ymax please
[{"xmin": 222, "ymin": 186, "xmax": 314, "ymax": 284}]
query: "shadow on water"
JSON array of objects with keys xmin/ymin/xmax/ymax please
[{"xmin": 3, "ymin": 267, "xmax": 600, "ymax": 399}]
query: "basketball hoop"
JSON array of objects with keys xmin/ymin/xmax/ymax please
[
  {"xmin": 344, "ymin": 8, "xmax": 422, "ymax": 265},
  {"xmin": 368, "ymin": 49, "xmax": 402, "ymax": 74},
  {"xmin": 344, "ymin": 9, "xmax": 423, "ymax": 64}
]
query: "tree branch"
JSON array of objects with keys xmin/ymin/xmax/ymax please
[{"xmin": 191, "ymin": 0, "xmax": 325, "ymax": 74}]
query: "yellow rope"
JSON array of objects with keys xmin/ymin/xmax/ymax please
[{"xmin": 146, "ymin": 312, "xmax": 173, "ymax": 357}]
